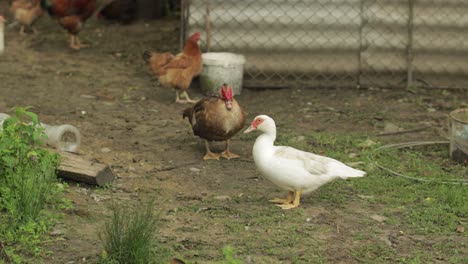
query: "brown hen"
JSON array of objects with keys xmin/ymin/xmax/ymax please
[
  {"xmin": 143, "ymin": 32, "xmax": 202, "ymax": 103},
  {"xmin": 9, "ymin": 0, "xmax": 43, "ymax": 35}
]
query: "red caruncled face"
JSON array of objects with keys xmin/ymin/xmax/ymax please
[
  {"xmin": 220, "ymin": 85, "xmax": 234, "ymax": 110},
  {"xmin": 251, "ymin": 117, "xmax": 264, "ymax": 128}
]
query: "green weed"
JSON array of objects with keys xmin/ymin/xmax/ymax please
[
  {"xmin": 99, "ymin": 200, "xmax": 161, "ymax": 264},
  {"xmin": 220, "ymin": 246, "xmax": 242, "ymax": 264}
]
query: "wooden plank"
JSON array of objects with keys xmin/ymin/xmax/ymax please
[{"xmin": 57, "ymin": 151, "xmax": 115, "ymax": 186}]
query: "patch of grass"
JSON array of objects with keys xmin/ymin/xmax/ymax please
[
  {"xmin": 352, "ymin": 241, "xmax": 396, "ymax": 262},
  {"xmin": 256, "ymin": 130, "xmax": 466, "ymax": 262},
  {"xmin": 0, "ymin": 108, "xmax": 62, "ymax": 261},
  {"xmin": 99, "ymin": 200, "xmax": 166, "ymax": 264},
  {"xmin": 220, "ymin": 246, "xmax": 242, "ymax": 264}
]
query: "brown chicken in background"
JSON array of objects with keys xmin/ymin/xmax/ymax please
[
  {"xmin": 40, "ymin": 0, "xmax": 97, "ymax": 50},
  {"xmin": 143, "ymin": 32, "xmax": 202, "ymax": 103},
  {"xmin": 183, "ymin": 84, "xmax": 246, "ymax": 160},
  {"xmin": 96, "ymin": 0, "xmax": 137, "ymax": 24},
  {"xmin": 9, "ymin": 0, "xmax": 43, "ymax": 35}
]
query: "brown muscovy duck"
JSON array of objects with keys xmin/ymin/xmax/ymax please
[{"xmin": 183, "ymin": 84, "xmax": 246, "ymax": 160}]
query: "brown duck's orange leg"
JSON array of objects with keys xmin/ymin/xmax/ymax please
[
  {"xmin": 220, "ymin": 140, "xmax": 240, "ymax": 159},
  {"xmin": 203, "ymin": 140, "xmax": 220, "ymax": 160}
]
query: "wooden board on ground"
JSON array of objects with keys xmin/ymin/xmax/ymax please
[{"xmin": 58, "ymin": 151, "xmax": 115, "ymax": 186}]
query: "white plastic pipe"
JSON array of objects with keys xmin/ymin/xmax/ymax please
[
  {"xmin": 0, "ymin": 113, "xmax": 81, "ymax": 152},
  {"xmin": 0, "ymin": 15, "xmax": 4, "ymax": 54}
]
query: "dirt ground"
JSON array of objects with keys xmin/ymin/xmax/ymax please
[{"xmin": 0, "ymin": 4, "xmax": 467, "ymax": 263}]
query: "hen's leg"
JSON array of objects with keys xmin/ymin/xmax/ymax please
[
  {"xmin": 75, "ymin": 36, "xmax": 89, "ymax": 49},
  {"xmin": 19, "ymin": 25, "xmax": 26, "ymax": 35},
  {"xmin": 277, "ymin": 191, "xmax": 301, "ymax": 209},
  {"xmin": 203, "ymin": 140, "xmax": 220, "ymax": 160},
  {"xmin": 175, "ymin": 91, "xmax": 182, "ymax": 103},
  {"xmin": 176, "ymin": 91, "xmax": 197, "ymax": 104},
  {"xmin": 32, "ymin": 26, "xmax": 39, "ymax": 34},
  {"xmin": 70, "ymin": 35, "xmax": 79, "ymax": 50},
  {"xmin": 269, "ymin": 191, "xmax": 294, "ymax": 204},
  {"xmin": 220, "ymin": 140, "xmax": 240, "ymax": 159}
]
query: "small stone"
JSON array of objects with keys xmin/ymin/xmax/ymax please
[
  {"xmin": 244, "ymin": 226, "xmax": 250, "ymax": 231},
  {"xmin": 189, "ymin": 167, "xmax": 201, "ymax": 172},
  {"xmin": 358, "ymin": 139, "xmax": 377, "ymax": 148},
  {"xmin": 80, "ymin": 94, "xmax": 97, "ymax": 100},
  {"xmin": 214, "ymin": 195, "xmax": 231, "ymax": 201},
  {"xmin": 81, "ymin": 110, "xmax": 87, "ymax": 115},
  {"xmin": 90, "ymin": 194, "xmax": 101, "ymax": 202},
  {"xmin": 50, "ymin": 228, "xmax": 64, "ymax": 236},
  {"xmin": 306, "ymin": 218, "xmax": 311, "ymax": 222},
  {"xmin": 427, "ymin": 107, "xmax": 437, "ymax": 112},
  {"xmin": 101, "ymin": 147, "xmax": 111, "ymax": 153},
  {"xmin": 384, "ymin": 122, "xmax": 401, "ymax": 133},
  {"xmin": 370, "ymin": 214, "xmax": 387, "ymax": 223},
  {"xmin": 358, "ymin": 194, "xmax": 374, "ymax": 200},
  {"xmin": 456, "ymin": 225, "xmax": 465, "ymax": 233}
]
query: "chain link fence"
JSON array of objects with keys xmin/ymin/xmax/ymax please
[{"xmin": 181, "ymin": 0, "xmax": 468, "ymax": 89}]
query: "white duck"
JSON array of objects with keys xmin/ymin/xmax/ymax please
[{"xmin": 244, "ymin": 115, "xmax": 366, "ymax": 209}]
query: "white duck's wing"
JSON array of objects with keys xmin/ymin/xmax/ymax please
[
  {"xmin": 274, "ymin": 146, "xmax": 366, "ymax": 178},
  {"xmin": 274, "ymin": 146, "xmax": 331, "ymax": 175}
]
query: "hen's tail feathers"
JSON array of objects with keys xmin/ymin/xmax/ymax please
[{"xmin": 142, "ymin": 50, "xmax": 153, "ymax": 63}]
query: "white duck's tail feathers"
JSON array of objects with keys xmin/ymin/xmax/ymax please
[
  {"xmin": 329, "ymin": 160, "xmax": 366, "ymax": 179},
  {"xmin": 339, "ymin": 168, "xmax": 366, "ymax": 179}
]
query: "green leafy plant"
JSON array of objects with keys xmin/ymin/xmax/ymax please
[{"xmin": 0, "ymin": 107, "xmax": 61, "ymax": 261}]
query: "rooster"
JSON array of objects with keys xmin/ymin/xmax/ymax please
[
  {"xmin": 183, "ymin": 84, "xmax": 245, "ymax": 160},
  {"xmin": 9, "ymin": 0, "xmax": 43, "ymax": 35},
  {"xmin": 40, "ymin": 0, "xmax": 97, "ymax": 50},
  {"xmin": 143, "ymin": 32, "xmax": 202, "ymax": 103}
]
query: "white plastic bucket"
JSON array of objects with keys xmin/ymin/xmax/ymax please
[
  {"xmin": 199, "ymin": 52, "xmax": 246, "ymax": 96},
  {"xmin": 449, "ymin": 108, "xmax": 468, "ymax": 164}
]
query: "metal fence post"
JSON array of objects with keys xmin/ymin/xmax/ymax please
[
  {"xmin": 205, "ymin": 1, "xmax": 211, "ymax": 52},
  {"xmin": 180, "ymin": 0, "xmax": 186, "ymax": 51},
  {"xmin": 407, "ymin": 0, "xmax": 415, "ymax": 88},
  {"xmin": 357, "ymin": 0, "xmax": 365, "ymax": 88}
]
